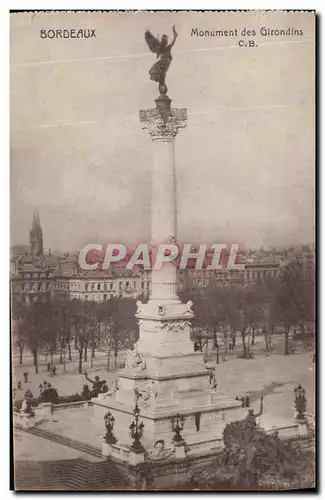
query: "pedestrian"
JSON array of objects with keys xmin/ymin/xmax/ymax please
[
  {"xmin": 23, "ymin": 372, "xmax": 28, "ymax": 383},
  {"xmin": 52, "ymin": 365, "xmax": 56, "ymax": 376},
  {"xmin": 235, "ymin": 395, "xmax": 244, "ymax": 407},
  {"xmin": 17, "ymin": 381, "xmax": 22, "ymax": 390}
]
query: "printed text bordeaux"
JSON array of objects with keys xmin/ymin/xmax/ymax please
[{"xmin": 40, "ymin": 29, "xmax": 96, "ymax": 39}]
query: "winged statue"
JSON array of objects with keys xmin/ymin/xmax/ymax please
[{"xmin": 144, "ymin": 26, "xmax": 178, "ymax": 95}]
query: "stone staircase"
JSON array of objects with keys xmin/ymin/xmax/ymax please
[
  {"xmin": 26, "ymin": 427, "xmax": 102, "ymax": 459},
  {"xmin": 14, "ymin": 426, "xmax": 128, "ymax": 490},
  {"xmin": 14, "ymin": 459, "xmax": 128, "ymax": 491}
]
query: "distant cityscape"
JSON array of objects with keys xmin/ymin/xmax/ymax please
[{"xmin": 10, "ymin": 212, "xmax": 315, "ymax": 305}]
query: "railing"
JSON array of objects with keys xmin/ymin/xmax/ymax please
[
  {"xmin": 184, "ymin": 421, "xmax": 310, "ymax": 456},
  {"xmin": 266, "ymin": 424, "xmax": 298, "ymax": 434},
  {"xmin": 185, "ymin": 437, "xmax": 223, "ymax": 455},
  {"xmin": 52, "ymin": 401, "xmax": 93, "ymax": 412},
  {"xmin": 13, "ymin": 409, "xmax": 45, "ymax": 429}
]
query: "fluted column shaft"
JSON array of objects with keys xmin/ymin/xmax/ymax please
[{"xmin": 140, "ymin": 100, "xmax": 187, "ymax": 302}]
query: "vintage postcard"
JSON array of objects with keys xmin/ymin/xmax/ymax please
[{"xmin": 10, "ymin": 10, "xmax": 315, "ymax": 491}]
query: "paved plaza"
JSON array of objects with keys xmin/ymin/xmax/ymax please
[
  {"xmin": 13, "ymin": 348, "xmax": 315, "ymax": 462},
  {"xmin": 12, "ymin": 336, "xmax": 314, "ymax": 415},
  {"xmin": 12, "ymin": 350, "xmax": 120, "ymax": 399}
]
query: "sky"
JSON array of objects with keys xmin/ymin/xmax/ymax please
[{"xmin": 10, "ymin": 11, "xmax": 315, "ymax": 252}]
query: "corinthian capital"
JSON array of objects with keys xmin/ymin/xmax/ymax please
[{"xmin": 139, "ymin": 108, "xmax": 187, "ymax": 139}]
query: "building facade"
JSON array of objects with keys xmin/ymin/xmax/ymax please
[
  {"xmin": 51, "ymin": 268, "xmax": 147, "ymax": 301},
  {"xmin": 15, "ymin": 213, "xmax": 312, "ymax": 305},
  {"xmin": 178, "ymin": 263, "xmax": 280, "ymax": 290},
  {"xmin": 11, "ymin": 263, "xmax": 53, "ymax": 305}
]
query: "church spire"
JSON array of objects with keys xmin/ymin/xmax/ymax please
[
  {"xmin": 31, "ymin": 211, "xmax": 38, "ymax": 230},
  {"xmin": 29, "ymin": 210, "xmax": 44, "ymax": 257}
]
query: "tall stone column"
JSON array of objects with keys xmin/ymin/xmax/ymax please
[
  {"xmin": 140, "ymin": 96, "xmax": 186, "ymax": 303},
  {"xmin": 135, "ymin": 96, "xmax": 203, "ymax": 373},
  {"xmin": 92, "ymin": 94, "xmax": 244, "ymax": 456}
]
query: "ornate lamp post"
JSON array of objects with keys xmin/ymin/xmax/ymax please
[
  {"xmin": 294, "ymin": 384, "xmax": 307, "ymax": 420},
  {"xmin": 129, "ymin": 402, "xmax": 145, "ymax": 452},
  {"xmin": 23, "ymin": 390, "xmax": 34, "ymax": 416},
  {"xmin": 104, "ymin": 411, "xmax": 117, "ymax": 444},
  {"xmin": 171, "ymin": 413, "xmax": 185, "ymax": 443}
]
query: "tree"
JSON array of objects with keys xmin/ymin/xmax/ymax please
[
  {"xmin": 213, "ymin": 285, "xmax": 241, "ymax": 360},
  {"xmin": 54, "ymin": 299, "xmax": 72, "ymax": 368},
  {"xmin": 186, "ymin": 284, "xmax": 218, "ymax": 362},
  {"xmin": 194, "ymin": 283, "xmax": 238, "ymax": 364},
  {"xmin": 11, "ymin": 298, "xmax": 26, "ymax": 365},
  {"xmin": 236, "ymin": 284, "xmax": 263, "ymax": 358},
  {"xmin": 274, "ymin": 258, "xmax": 315, "ymax": 355},
  {"xmin": 110, "ymin": 298, "xmax": 137, "ymax": 367},
  {"xmin": 97, "ymin": 298, "xmax": 137, "ymax": 370},
  {"xmin": 252, "ymin": 276, "xmax": 278, "ymax": 355},
  {"xmin": 43, "ymin": 302, "xmax": 59, "ymax": 370},
  {"xmin": 180, "ymin": 279, "xmax": 241, "ymax": 361},
  {"xmin": 97, "ymin": 300, "xmax": 118, "ymax": 371},
  {"xmin": 84, "ymin": 301, "xmax": 100, "ymax": 368},
  {"xmin": 70, "ymin": 300, "xmax": 91, "ymax": 374},
  {"xmin": 221, "ymin": 414, "xmax": 305, "ymax": 488},
  {"xmin": 21, "ymin": 301, "xmax": 48, "ymax": 374},
  {"xmin": 188, "ymin": 413, "xmax": 314, "ymax": 490}
]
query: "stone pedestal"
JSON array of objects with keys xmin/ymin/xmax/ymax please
[
  {"xmin": 102, "ymin": 441, "xmax": 111, "ymax": 457},
  {"xmin": 296, "ymin": 418, "xmax": 309, "ymax": 437},
  {"xmin": 174, "ymin": 441, "xmax": 186, "ymax": 459},
  {"xmin": 40, "ymin": 402, "xmax": 52, "ymax": 415},
  {"xmin": 92, "ymin": 94, "xmax": 244, "ymax": 462}
]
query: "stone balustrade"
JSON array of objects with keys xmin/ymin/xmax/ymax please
[
  {"xmin": 51, "ymin": 401, "xmax": 93, "ymax": 412},
  {"xmin": 13, "ymin": 407, "xmax": 46, "ymax": 429},
  {"xmin": 185, "ymin": 437, "xmax": 223, "ymax": 456}
]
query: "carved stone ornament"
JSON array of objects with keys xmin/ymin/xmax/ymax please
[
  {"xmin": 135, "ymin": 380, "xmax": 158, "ymax": 409},
  {"xmin": 209, "ymin": 372, "xmax": 218, "ymax": 393},
  {"xmin": 157, "ymin": 304, "xmax": 166, "ymax": 316},
  {"xmin": 136, "ymin": 300, "xmax": 143, "ymax": 314},
  {"xmin": 140, "ymin": 110, "xmax": 187, "ymax": 139},
  {"xmin": 125, "ymin": 346, "xmax": 147, "ymax": 371},
  {"xmin": 147, "ymin": 440, "xmax": 176, "ymax": 461},
  {"xmin": 185, "ymin": 300, "xmax": 194, "ymax": 314},
  {"xmin": 161, "ymin": 320, "xmax": 191, "ymax": 332},
  {"xmin": 103, "ymin": 379, "xmax": 119, "ymax": 399}
]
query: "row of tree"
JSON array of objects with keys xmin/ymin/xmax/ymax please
[
  {"xmin": 180, "ymin": 257, "xmax": 315, "ymax": 358},
  {"xmin": 12, "ymin": 257, "xmax": 315, "ymax": 372},
  {"xmin": 12, "ymin": 296, "xmax": 139, "ymax": 374}
]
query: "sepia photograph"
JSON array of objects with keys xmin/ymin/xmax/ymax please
[{"xmin": 10, "ymin": 10, "xmax": 315, "ymax": 491}]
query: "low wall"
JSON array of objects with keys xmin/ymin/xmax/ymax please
[
  {"xmin": 108, "ymin": 423, "xmax": 313, "ymax": 490},
  {"xmin": 52, "ymin": 401, "xmax": 93, "ymax": 412}
]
